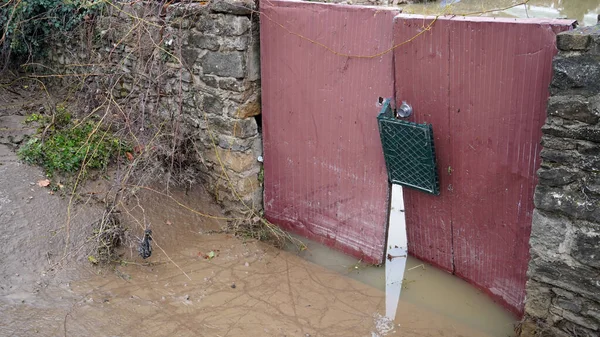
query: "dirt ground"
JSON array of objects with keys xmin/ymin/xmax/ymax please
[{"xmin": 0, "ymin": 89, "xmax": 492, "ymax": 337}]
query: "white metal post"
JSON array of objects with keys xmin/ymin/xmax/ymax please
[{"xmin": 385, "ymin": 184, "xmax": 408, "ymax": 320}]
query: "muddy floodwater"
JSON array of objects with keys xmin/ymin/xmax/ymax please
[
  {"xmin": 404, "ymin": 0, "xmax": 600, "ymax": 26},
  {"xmin": 0, "ymin": 173, "xmax": 499, "ymax": 337},
  {"xmin": 0, "ymin": 89, "xmax": 519, "ymax": 336},
  {"xmin": 287, "ymin": 235, "xmax": 516, "ymax": 337}
]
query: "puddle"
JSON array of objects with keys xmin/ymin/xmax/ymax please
[
  {"xmin": 286, "ymin": 234, "xmax": 516, "ymax": 337},
  {"xmin": 0, "ymin": 174, "xmax": 493, "ymax": 336},
  {"xmin": 403, "ymin": 0, "xmax": 600, "ymax": 26}
]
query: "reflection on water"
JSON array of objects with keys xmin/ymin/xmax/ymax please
[
  {"xmin": 403, "ymin": 0, "xmax": 600, "ymax": 26},
  {"xmin": 285, "ymin": 234, "xmax": 516, "ymax": 337}
]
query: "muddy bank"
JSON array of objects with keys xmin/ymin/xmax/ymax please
[
  {"xmin": 0, "ymin": 164, "xmax": 489, "ymax": 337},
  {"xmin": 0, "ymin": 89, "xmax": 492, "ymax": 337}
]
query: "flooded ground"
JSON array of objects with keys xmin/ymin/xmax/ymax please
[
  {"xmin": 0, "ymin": 157, "xmax": 493, "ymax": 336},
  {"xmin": 288, "ymin": 235, "xmax": 516, "ymax": 337},
  {"xmin": 0, "ymin": 88, "xmax": 493, "ymax": 337},
  {"xmin": 404, "ymin": 0, "xmax": 600, "ymax": 26}
]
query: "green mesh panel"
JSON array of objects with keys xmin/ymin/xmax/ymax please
[{"xmin": 377, "ymin": 100, "xmax": 440, "ymax": 195}]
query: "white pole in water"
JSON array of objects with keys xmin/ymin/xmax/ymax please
[{"xmin": 385, "ymin": 184, "xmax": 408, "ymax": 320}]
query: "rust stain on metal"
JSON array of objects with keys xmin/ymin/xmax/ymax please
[{"xmin": 387, "ymin": 253, "xmax": 407, "ymax": 262}]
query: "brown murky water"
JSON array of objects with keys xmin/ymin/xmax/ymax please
[
  {"xmin": 0, "ymin": 88, "xmax": 513, "ymax": 336},
  {"xmin": 0, "ymin": 166, "xmax": 495, "ymax": 337},
  {"xmin": 288, "ymin": 235, "xmax": 516, "ymax": 337},
  {"xmin": 2, "ymin": 2, "xmax": 595, "ymax": 335},
  {"xmin": 404, "ymin": 0, "xmax": 600, "ymax": 26}
]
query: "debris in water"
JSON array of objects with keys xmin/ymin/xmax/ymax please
[
  {"xmin": 407, "ymin": 264, "xmax": 425, "ymax": 271},
  {"xmin": 371, "ymin": 313, "xmax": 394, "ymax": 337},
  {"xmin": 138, "ymin": 229, "xmax": 152, "ymax": 259}
]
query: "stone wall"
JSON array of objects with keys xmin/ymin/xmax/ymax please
[
  {"xmin": 522, "ymin": 25, "xmax": 600, "ymax": 337},
  {"xmin": 44, "ymin": 0, "xmax": 263, "ymax": 216}
]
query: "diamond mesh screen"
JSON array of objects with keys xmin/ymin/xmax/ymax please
[{"xmin": 377, "ymin": 100, "xmax": 440, "ymax": 195}]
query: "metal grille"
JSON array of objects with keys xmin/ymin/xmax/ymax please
[{"xmin": 377, "ymin": 100, "xmax": 440, "ymax": 195}]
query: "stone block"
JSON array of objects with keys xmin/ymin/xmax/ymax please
[
  {"xmin": 591, "ymin": 33, "xmax": 600, "ymax": 55},
  {"xmin": 197, "ymin": 14, "xmax": 250, "ymax": 36},
  {"xmin": 202, "ymin": 75, "xmax": 219, "ymax": 88},
  {"xmin": 246, "ymin": 40, "xmax": 260, "ymax": 81},
  {"xmin": 541, "ymin": 135, "xmax": 577, "ymax": 151},
  {"xmin": 553, "ymin": 308, "xmax": 599, "ymax": 333},
  {"xmin": 539, "ymin": 147, "xmax": 580, "ymax": 165},
  {"xmin": 577, "ymin": 140, "xmax": 600, "ymax": 156},
  {"xmin": 557, "ymin": 31, "xmax": 591, "ymax": 51},
  {"xmin": 232, "ymin": 117, "xmax": 258, "ymax": 138},
  {"xmin": 189, "ymin": 33, "xmax": 220, "ymax": 51},
  {"xmin": 538, "ymin": 167, "xmax": 578, "ymax": 187},
  {"xmin": 181, "ymin": 70, "xmax": 192, "ymax": 83},
  {"xmin": 530, "ymin": 209, "xmax": 568, "ymax": 260},
  {"xmin": 237, "ymin": 175, "xmax": 261, "ymax": 195},
  {"xmin": 237, "ymin": 100, "xmax": 261, "ymax": 119},
  {"xmin": 580, "ymin": 156, "xmax": 600, "ymax": 172},
  {"xmin": 206, "ymin": 148, "xmax": 258, "ymax": 174},
  {"xmin": 535, "ymin": 185, "xmax": 600, "ymax": 222},
  {"xmin": 525, "ymin": 280, "xmax": 553, "ymax": 319},
  {"xmin": 547, "ymin": 95, "xmax": 599, "ymax": 124},
  {"xmin": 584, "ymin": 173, "xmax": 600, "ymax": 195},
  {"xmin": 555, "ymin": 296, "xmax": 583, "ymax": 314},
  {"xmin": 571, "ymin": 228, "xmax": 600, "ymax": 268},
  {"xmin": 206, "ymin": 115, "xmax": 237, "ymax": 135},
  {"xmin": 201, "ymin": 51, "xmax": 245, "ymax": 78},
  {"xmin": 551, "ymin": 287, "xmax": 575, "ymax": 300},
  {"xmin": 217, "ymin": 134, "xmax": 255, "ymax": 152},
  {"xmin": 218, "ymin": 77, "xmax": 252, "ymax": 92},
  {"xmin": 542, "ymin": 123, "xmax": 600, "ymax": 144},
  {"xmin": 196, "ymin": 15, "xmax": 215, "ymax": 33},
  {"xmin": 203, "ymin": 94, "xmax": 224, "ymax": 116},
  {"xmin": 222, "ymin": 36, "xmax": 249, "ymax": 51},
  {"xmin": 529, "ymin": 258, "xmax": 600, "ymax": 301},
  {"xmin": 218, "ymin": 15, "xmax": 251, "ymax": 36},
  {"xmin": 210, "ymin": 0, "xmax": 255, "ymax": 15},
  {"xmin": 551, "ymin": 55, "xmax": 600, "ymax": 94},
  {"xmin": 583, "ymin": 303, "xmax": 600, "ymax": 322}
]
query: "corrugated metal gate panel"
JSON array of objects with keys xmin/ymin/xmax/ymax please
[
  {"xmin": 260, "ymin": 0, "xmax": 399, "ymax": 264},
  {"xmin": 394, "ymin": 15, "xmax": 572, "ymax": 316},
  {"xmin": 393, "ymin": 17, "xmax": 454, "ymax": 273}
]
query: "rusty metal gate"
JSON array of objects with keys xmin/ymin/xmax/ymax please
[
  {"xmin": 260, "ymin": 0, "xmax": 572, "ymax": 316},
  {"xmin": 393, "ymin": 15, "xmax": 572, "ymax": 316},
  {"xmin": 260, "ymin": 1, "xmax": 399, "ymax": 264}
]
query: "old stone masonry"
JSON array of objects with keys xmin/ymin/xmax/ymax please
[
  {"xmin": 46, "ymin": 0, "xmax": 263, "ymax": 216},
  {"xmin": 522, "ymin": 25, "xmax": 600, "ymax": 337}
]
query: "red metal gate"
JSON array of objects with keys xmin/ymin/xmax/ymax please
[
  {"xmin": 260, "ymin": 0, "xmax": 572, "ymax": 316},
  {"xmin": 394, "ymin": 15, "xmax": 572, "ymax": 315},
  {"xmin": 260, "ymin": 0, "xmax": 399, "ymax": 264}
]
